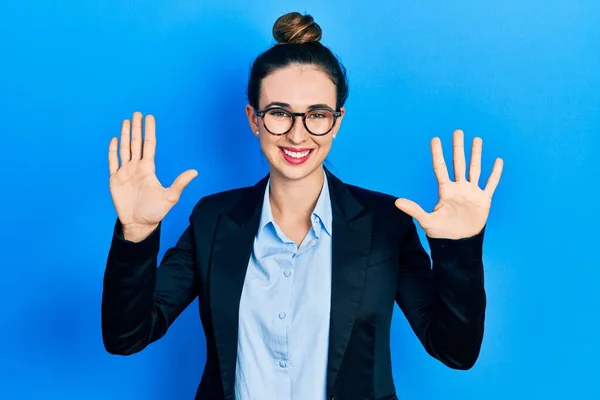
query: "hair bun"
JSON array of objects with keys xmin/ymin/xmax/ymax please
[{"xmin": 272, "ymin": 12, "xmax": 322, "ymax": 45}]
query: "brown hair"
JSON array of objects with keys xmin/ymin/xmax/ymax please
[
  {"xmin": 272, "ymin": 12, "xmax": 322, "ymax": 45},
  {"xmin": 247, "ymin": 12, "xmax": 348, "ymax": 109}
]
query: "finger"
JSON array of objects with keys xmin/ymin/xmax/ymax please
[
  {"xmin": 453, "ymin": 129, "xmax": 466, "ymax": 181},
  {"xmin": 143, "ymin": 114, "xmax": 156, "ymax": 162},
  {"xmin": 131, "ymin": 111, "xmax": 143, "ymax": 160},
  {"xmin": 469, "ymin": 137, "xmax": 483, "ymax": 185},
  {"xmin": 167, "ymin": 169, "xmax": 199, "ymax": 200},
  {"xmin": 431, "ymin": 137, "xmax": 450, "ymax": 184},
  {"xmin": 483, "ymin": 158, "xmax": 504, "ymax": 198},
  {"xmin": 119, "ymin": 119, "xmax": 131, "ymax": 165},
  {"xmin": 394, "ymin": 198, "xmax": 430, "ymax": 224},
  {"xmin": 108, "ymin": 137, "xmax": 119, "ymax": 175}
]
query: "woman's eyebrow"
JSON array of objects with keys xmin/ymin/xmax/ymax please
[
  {"xmin": 307, "ymin": 103, "xmax": 333, "ymax": 110},
  {"xmin": 264, "ymin": 101, "xmax": 334, "ymax": 110},
  {"xmin": 264, "ymin": 101, "xmax": 291, "ymax": 109}
]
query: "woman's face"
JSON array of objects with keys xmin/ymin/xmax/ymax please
[{"xmin": 246, "ymin": 64, "xmax": 345, "ymax": 182}]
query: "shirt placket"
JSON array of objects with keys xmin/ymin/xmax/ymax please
[{"xmin": 272, "ymin": 243, "xmax": 295, "ymax": 399}]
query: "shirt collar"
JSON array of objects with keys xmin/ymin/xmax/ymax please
[
  {"xmin": 257, "ymin": 169, "xmax": 333, "ymax": 238},
  {"xmin": 312, "ymin": 170, "xmax": 333, "ymax": 236}
]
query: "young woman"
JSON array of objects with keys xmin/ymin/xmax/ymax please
[{"xmin": 102, "ymin": 12, "xmax": 503, "ymax": 400}]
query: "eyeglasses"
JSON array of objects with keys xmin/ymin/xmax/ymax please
[{"xmin": 254, "ymin": 106, "xmax": 341, "ymax": 136}]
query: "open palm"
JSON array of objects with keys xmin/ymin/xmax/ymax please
[
  {"xmin": 108, "ymin": 112, "xmax": 198, "ymax": 230},
  {"xmin": 395, "ymin": 130, "xmax": 503, "ymax": 240}
]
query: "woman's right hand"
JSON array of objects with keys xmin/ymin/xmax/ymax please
[{"xmin": 108, "ymin": 111, "xmax": 198, "ymax": 242}]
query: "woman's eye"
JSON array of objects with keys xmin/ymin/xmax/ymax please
[
  {"xmin": 269, "ymin": 111, "xmax": 289, "ymax": 118},
  {"xmin": 309, "ymin": 113, "xmax": 327, "ymax": 119}
]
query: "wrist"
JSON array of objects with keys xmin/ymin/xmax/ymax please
[{"xmin": 122, "ymin": 222, "xmax": 159, "ymax": 243}]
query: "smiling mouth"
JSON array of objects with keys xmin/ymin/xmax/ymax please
[{"xmin": 279, "ymin": 147, "xmax": 314, "ymax": 165}]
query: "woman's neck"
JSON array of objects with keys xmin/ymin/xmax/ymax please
[{"xmin": 268, "ymin": 166, "xmax": 325, "ymax": 222}]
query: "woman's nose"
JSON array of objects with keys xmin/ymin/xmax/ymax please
[{"xmin": 286, "ymin": 117, "xmax": 310, "ymax": 143}]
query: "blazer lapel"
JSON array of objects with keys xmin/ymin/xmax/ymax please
[
  {"xmin": 209, "ymin": 174, "xmax": 268, "ymax": 399},
  {"xmin": 208, "ymin": 168, "xmax": 372, "ymax": 398},
  {"xmin": 325, "ymin": 169, "xmax": 373, "ymax": 396}
]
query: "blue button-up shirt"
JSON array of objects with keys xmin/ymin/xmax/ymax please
[{"xmin": 234, "ymin": 171, "xmax": 333, "ymax": 400}]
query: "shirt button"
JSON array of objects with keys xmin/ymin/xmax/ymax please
[
  {"xmin": 283, "ymin": 270, "xmax": 291, "ymax": 277},
  {"xmin": 279, "ymin": 360, "xmax": 287, "ymax": 368},
  {"xmin": 278, "ymin": 312, "xmax": 286, "ymax": 319}
]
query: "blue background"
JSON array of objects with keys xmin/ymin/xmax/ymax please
[{"xmin": 1, "ymin": 1, "xmax": 598, "ymax": 399}]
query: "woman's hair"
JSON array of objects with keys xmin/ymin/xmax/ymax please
[{"xmin": 247, "ymin": 12, "xmax": 349, "ymax": 110}]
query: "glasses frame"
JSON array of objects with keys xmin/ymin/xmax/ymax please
[{"xmin": 254, "ymin": 106, "xmax": 341, "ymax": 136}]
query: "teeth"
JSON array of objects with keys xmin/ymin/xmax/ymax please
[{"xmin": 282, "ymin": 148, "xmax": 310, "ymax": 158}]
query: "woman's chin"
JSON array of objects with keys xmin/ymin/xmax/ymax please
[{"xmin": 270, "ymin": 159, "xmax": 322, "ymax": 181}]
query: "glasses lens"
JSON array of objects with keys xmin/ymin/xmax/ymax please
[
  {"xmin": 264, "ymin": 109, "xmax": 293, "ymax": 134},
  {"xmin": 262, "ymin": 108, "xmax": 336, "ymax": 135},
  {"xmin": 306, "ymin": 109, "xmax": 335, "ymax": 135}
]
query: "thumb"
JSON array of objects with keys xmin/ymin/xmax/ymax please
[
  {"xmin": 394, "ymin": 198, "xmax": 428, "ymax": 223},
  {"xmin": 168, "ymin": 169, "xmax": 198, "ymax": 198}
]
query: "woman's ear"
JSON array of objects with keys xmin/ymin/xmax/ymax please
[
  {"xmin": 245, "ymin": 104, "xmax": 259, "ymax": 135},
  {"xmin": 331, "ymin": 107, "xmax": 346, "ymax": 139}
]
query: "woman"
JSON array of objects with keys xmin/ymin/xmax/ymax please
[{"xmin": 102, "ymin": 12, "xmax": 503, "ymax": 400}]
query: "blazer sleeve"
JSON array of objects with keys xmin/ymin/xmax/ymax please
[
  {"xmin": 395, "ymin": 217, "xmax": 486, "ymax": 370},
  {"xmin": 101, "ymin": 209, "xmax": 200, "ymax": 356}
]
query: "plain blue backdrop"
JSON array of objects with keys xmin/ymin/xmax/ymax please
[{"xmin": 1, "ymin": 1, "xmax": 598, "ymax": 399}]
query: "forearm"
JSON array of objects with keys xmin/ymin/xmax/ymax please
[
  {"xmin": 101, "ymin": 220, "xmax": 163, "ymax": 355},
  {"xmin": 425, "ymin": 228, "xmax": 486, "ymax": 369}
]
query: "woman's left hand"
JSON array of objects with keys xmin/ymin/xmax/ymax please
[{"xmin": 395, "ymin": 130, "xmax": 504, "ymax": 240}]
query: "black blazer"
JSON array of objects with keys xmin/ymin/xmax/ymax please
[{"xmin": 102, "ymin": 168, "xmax": 486, "ymax": 400}]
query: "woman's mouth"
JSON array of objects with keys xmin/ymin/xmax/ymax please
[{"xmin": 279, "ymin": 146, "xmax": 314, "ymax": 165}]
